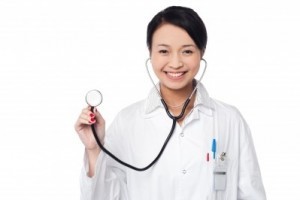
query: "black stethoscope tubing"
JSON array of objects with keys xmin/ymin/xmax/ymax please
[
  {"xmin": 91, "ymin": 98, "xmax": 191, "ymax": 171},
  {"xmin": 89, "ymin": 58, "xmax": 206, "ymax": 171}
]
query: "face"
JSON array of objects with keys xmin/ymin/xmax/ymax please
[{"xmin": 150, "ymin": 23, "xmax": 202, "ymax": 94}]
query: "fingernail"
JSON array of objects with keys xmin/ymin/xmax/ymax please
[
  {"xmin": 90, "ymin": 113, "xmax": 95, "ymax": 118},
  {"xmin": 91, "ymin": 118, "xmax": 95, "ymax": 122}
]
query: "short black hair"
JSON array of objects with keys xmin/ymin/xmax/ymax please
[{"xmin": 147, "ymin": 6, "xmax": 207, "ymax": 53}]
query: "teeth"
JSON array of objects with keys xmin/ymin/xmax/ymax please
[{"xmin": 167, "ymin": 72, "xmax": 184, "ymax": 77}]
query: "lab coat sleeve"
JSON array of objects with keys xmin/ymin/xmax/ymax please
[
  {"xmin": 237, "ymin": 115, "xmax": 267, "ymax": 200},
  {"xmin": 80, "ymin": 150, "xmax": 129, "ymax": 200},
  {"xmin": 80, "ymin": 111, "xmax": 130, "ymax": 200}
]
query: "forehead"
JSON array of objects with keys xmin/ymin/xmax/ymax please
[{"xmin": 152, "ymin": 23, "xmax": 195, "ymax": 46}]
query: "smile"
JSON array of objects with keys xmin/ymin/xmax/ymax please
[{"xmin": 165, "ymin": 71, "xmax": 186, "ymax": 78}]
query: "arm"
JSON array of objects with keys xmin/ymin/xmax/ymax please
[
  {"xmin": 75, "ymin": 107, "xmax": 129, "ymax": 200},
  {"xmin": 75, "ymin": 106, "xmax": 105, "ymax": 178},
  {"xmin": 238, "ymin": 116, "xmax": 267, "ymax": 200}
]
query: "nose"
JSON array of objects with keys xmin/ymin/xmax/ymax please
[{"xmin": 169, "ymin": 54, "xmax": 183, "ymax": 69}]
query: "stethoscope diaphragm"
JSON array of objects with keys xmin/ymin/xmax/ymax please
[{"xmin": 85, "ymin": 89, "xmax": 103, "ymax": 107}]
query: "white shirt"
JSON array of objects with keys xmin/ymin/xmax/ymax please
[{"xmin": 80, "ymin": 83, "xmax": 266, "ymax": 200}]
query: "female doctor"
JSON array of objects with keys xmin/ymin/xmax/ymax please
[{"xmin": 75, "ymin": 6, "xmax": 266, "ymax": 200}]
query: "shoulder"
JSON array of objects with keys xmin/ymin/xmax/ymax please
[
  {"xmin": 210, "ymin": 98, "xmax": 245, "ymax": 124},
  {"xmin": 115, "ymin": 99, "xmax": 146, "ymax": 120}
]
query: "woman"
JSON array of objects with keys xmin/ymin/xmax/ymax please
[{"xmin": 75, "ymin": 6, "xmax": 266, "ymax": 200}]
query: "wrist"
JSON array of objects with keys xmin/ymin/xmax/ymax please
[
  {"xmin": 86, "ymin": 147, "xmax": 100, "ymax": 158},
  {"xmin": 86, "ymin": 148, "xmax": 101, "ymax": 177}
]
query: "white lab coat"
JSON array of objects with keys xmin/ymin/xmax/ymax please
[{"xmin": 80, "ymin": 83, "xmax": 266, "ymax": 200}]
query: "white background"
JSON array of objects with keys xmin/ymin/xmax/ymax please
[{"xmin": 0, "ymin": 0, "xmax": 299, "ymax": 199}]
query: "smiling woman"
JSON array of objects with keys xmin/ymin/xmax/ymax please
[
  {"xmin": 1, "ymin": 0, "xmax": 300, "ymax": 199},
  {"xmin": 150, "ymin": 23, "xmax": 202, "ymax": 116},
  {"xmin": 74, "ymin": 6, "xmax": 266, "ymax": 200}
]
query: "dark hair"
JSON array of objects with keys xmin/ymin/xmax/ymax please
[{"xmin": 147, "ymin": 6, "xmax": 207, "ymax": 53}]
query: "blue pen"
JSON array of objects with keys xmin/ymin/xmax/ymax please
[{"xmin": 211, "ymin": 139, "xmax": 216, "ymax": 159}]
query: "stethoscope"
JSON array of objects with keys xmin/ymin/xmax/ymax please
[{"xmin": 85, "ymin": 58, "xmax": 207, "ymax": 171}]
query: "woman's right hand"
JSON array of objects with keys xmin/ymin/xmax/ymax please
[{"xmin": 74, "ymin": 106, "xmax": 105, "ymax": 152}]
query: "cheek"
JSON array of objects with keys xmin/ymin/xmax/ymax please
[
  {"xmin": 186, "ymin": 59, "xmax": 201, "ymax": 72},
  {"xmin": 151, "ymin": 56, "xmax": 167, "ymax": 72}
]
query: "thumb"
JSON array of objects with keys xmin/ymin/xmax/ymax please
[{"xmin": 93, "ymin": 107, "xmax": 105, "ymax": 125}]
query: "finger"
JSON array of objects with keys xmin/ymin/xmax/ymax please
[
  {"xmin": 82, "ymin": 114, "xmax": 97, "ymax": 124},
  {"xmin": 84, "ymin": 106, "xmax": 98, "ymax": 119},
  {"xmin": 94, "ymin": 109, "xmax": 105, "ymax": 124},
  {"xmin": 75, "ymin": 114, "xmax": 95, "ymax": 128},
  {"xmin": 75, "ymin": 107, "xmax": 96, "ymax": 131},
  {"xmin": 82, "ymin": 107, "xmax": 92, "ymax": 114},
  {"xmin": 80, "ymin": 107, "xmax": 96, "ymax": 119},
  {"xmin": 75, "ymin": 117, "xmax": 90, "ymax": 129}
]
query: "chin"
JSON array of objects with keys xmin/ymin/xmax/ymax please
[{"xmin": 161, "ymin": 81, "xmax": 191, "ymax": 91}]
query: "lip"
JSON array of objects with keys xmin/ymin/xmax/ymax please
[{"xmin": 165, "ymin": 71, "xmax": 187, "ymax": 80}]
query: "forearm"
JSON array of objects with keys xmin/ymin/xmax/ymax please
[{"xmin": 86, "ymin": 148, "xmax": 101, "ymax": 177}]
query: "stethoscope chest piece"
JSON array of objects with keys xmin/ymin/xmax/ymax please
[{"xmin": 86, "ymin": 89, "xmax": 103, "ymax": 107}]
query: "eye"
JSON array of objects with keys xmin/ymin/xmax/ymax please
[
  {"xmin": 182, "ymin": 49, "xmax": 193, "ymax": 55},
  {"xmin": 159, "ymin": 49, "xmax": 169, "ymax": 55}
]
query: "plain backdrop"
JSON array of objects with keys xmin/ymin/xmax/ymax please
[{"xmin": 0, "ymin": 0, "xmax": 299, "ymax": 199}]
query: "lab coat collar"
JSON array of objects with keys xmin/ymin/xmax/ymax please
[{"xmin": 144, "ymin": 82, "xmax": 213, "ymax": 116}]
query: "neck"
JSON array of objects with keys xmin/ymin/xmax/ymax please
[
  {"xmin": 160, "ymin": 82, "xmax": 195, "ymax": 108},
  {"xmin": 160, "ymin": 83, "xmax": 197, "ymax": 126}
]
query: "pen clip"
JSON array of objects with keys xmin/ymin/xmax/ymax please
[{"xmin": 212, "ymin": 139, "xmax": 216, "ymax": 159}]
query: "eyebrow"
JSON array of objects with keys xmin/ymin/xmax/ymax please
[{"xmin": 157, "ymin": 44, "xmax": 196, "ymax": 48}]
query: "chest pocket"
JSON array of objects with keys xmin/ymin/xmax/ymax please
[{"xmin": 207, "ymin": 156, "xmax": 237, "ymax": 200}]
